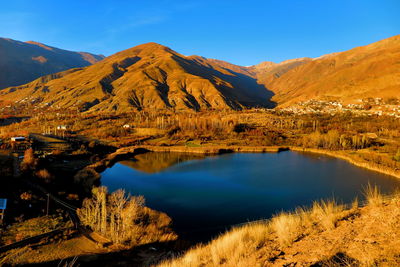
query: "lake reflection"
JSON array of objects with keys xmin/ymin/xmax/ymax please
[{"xmin": 101, "ymin": 151, "xmax": 400, "ymax": 241}]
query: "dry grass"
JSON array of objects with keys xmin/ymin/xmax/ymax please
[
  {"xmin": 271, "ymin": 212, "xmax": 303, "ymax": 246},
  {"xmin": 364, "ymin": 183, "xmax": 384, "ymax": 207},
  {"xmin": 158, "ymin": 191, "xmax": 400, "ymax": 267},
  {"xmin": 310, "ymin": 200, "xmax": 345, "ymax": 230},
  {"xmin": 161, "ymin": 222, "xmax": 272, "ymax": 267},
  {"xmin": 0, "ymin": 215, "xmax": 70, "ymax": 245}
]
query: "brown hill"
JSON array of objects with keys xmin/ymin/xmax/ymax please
[
  {"xmin": 0, "ymin": 37, "xmax": 104, "ymax": 89},
  {"xmin": 0, "ymin": 42, "xmax": 274, "ymax": 112},
  {"xmin": 261, "ymin": 35, "xmax": 400, "ymax": 105},
  {"xmin": 249, "ymin": 57, "xmax": 312, "ymax": 88},
  {"xmin": 1, "ymin": 36, "xmax": 399, "ymax": 111}
]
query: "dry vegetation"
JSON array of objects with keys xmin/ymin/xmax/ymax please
[
  {"xmin": 0, "ymin": 215, "xmax": 71, "ymax": 246},
  {"xmin": 77, "ymin": 186, "xmax": 177, "ymax": 247},
  {"xmin": 159, "ymin": 187, "xmax": 400, "ymax": 266},
  {"xmin": 0, "ymin": 187, "xmax": 178, "ymax": 266}
]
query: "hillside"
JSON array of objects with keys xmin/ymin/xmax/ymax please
[
  {"xmin": 249, "ymin": 57, "xmax": 312, "ymax": 86},
  {"xmin": 1, "ymin": 36, "xmax": 399, "ymax": 111},
  {"xmin": 0, "ymin": 43, "xmax": 275, "ymax": 112},
  {"xmin": 159, "ymin": 191, "xmax": 400, "ymax": 266},
  {"xmin": 0, "ymin": 37, "xmax": 104, "ymax": 89},
  {"xmin": 261, "ymin": 35, "xmax": 400, "ymax": 105}
]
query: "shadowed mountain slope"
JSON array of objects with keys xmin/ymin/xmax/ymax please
[{"xmin": 0, "ymin": 37, "xmax": 104, "ymax": 89}]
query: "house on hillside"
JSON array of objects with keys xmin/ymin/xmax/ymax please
[
  {"xmin": 56, "ymin": 125, "xmax": 68, "ymax": 130},
  {"xmin": 10, "ymin": 136, "xmax": 25, "ymax": 142}
]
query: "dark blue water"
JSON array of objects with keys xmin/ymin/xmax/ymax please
[{"xmin": 100, "ymin": 151, "xmax": 400, "ymax": 241}]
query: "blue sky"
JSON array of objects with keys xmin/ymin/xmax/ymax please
[{"xmin": 0, "ymin": 0, "xmax": 399, "ymax": 66}]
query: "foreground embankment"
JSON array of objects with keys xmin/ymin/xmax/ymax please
[{"xmin": 158, "ymin": 189, "xmax": 400, "ymax": 266}]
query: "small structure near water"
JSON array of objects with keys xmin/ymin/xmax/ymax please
[
  {"xmin": 10, "ymin": 136, "xmax": 25, "ymax": 142},
  {"xmin": 0, "ymin": 198, "xmax": 7, "ymax": 223}
]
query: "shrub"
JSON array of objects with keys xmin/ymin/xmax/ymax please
[
  {"xmin": 311, "ymin": 200, "xmax": 344, "ymax": 230},
  {"xmin": 73, "ymin": 168, "xmax": 100, "ymax": 192},
  {"xmin": 232, "ymin": 123, "xmax": 254, "ymax": 134},
  {"xmin": 393, "ymin": 149, "xmax": 400, "ymax": 162},
  {"xmin": 35, "ymin": 169, "xmax": 53, "ymax": 183},
  {"xmin": 20, "ymin": 192, "xmax": 32, "ymax": 200},
  {"xmin": 21, "ymin": 148, "xmax": 37, "ymax": 171},
  {"xmin": 51, "ymin": 149, "xmax": 63, "ymax": 156},
  {"xmin": 364, "ymin": 184, "xmax": 384, "ymax": 207},
  {"xmin": 271, "ymin": 212, "xmax": 303, "ymax": 246}
]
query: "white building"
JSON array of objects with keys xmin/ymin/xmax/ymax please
[{"xmin": 11, "ymin": 137, "xmax": 25, "ymax": 142}]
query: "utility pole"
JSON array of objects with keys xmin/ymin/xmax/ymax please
[{"xmin": 46, "ymin": 194, "xmax": 50, "ymax": 216}]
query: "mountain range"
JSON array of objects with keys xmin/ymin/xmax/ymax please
[
  {"xmin": 0, "ymin": 35, "xmax": 399, "ymax": 111},
  {"xmin": 0, "ymin": 37, "xmax": 104, "ymax": 90}
]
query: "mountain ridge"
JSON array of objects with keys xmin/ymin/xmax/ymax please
[
  {"xmin": 0, "ymin": 42, "xmax": 274, "ymax": 112},
  {"xmin": 264, "ymin": 34, "xmax": 400, "ymax": 105},
  {"xmin": 0, "ymin": 37, "xmax": 105, "ymax": 89},
  {"xmin": 0, "ymin": 35, "xmax": 399, "ymax": 111}
]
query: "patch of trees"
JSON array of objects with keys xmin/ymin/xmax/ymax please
[
  {"xmin": 78, "ymin": 186, "xmax": 176, "ymax": 246},
  {"xmin": 302, "ymin": 130, "xmax": 373, "ymax": 150},
  {"xmin": 77, "ymin": 187, "xmax": 146, "ymax": 244}
]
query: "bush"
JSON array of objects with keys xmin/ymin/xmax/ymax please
[
  {"xmin": 364, "ymin": 184, "xmax": 384, "ymax": 207},
  {"xmin": 73, "ymin": 168, "xmax": 100, "ymax": 192},
  {"xmin": 35, "ymin": 169, "xmax": 53, "ymax": 183},
  {"xmin": 232, "ymin": 123, "xmax": 254, "ymax": 134},
  {"xmin": 393, "ymin": 149, "xmax": 400, "ymax": 162},
  {"xmin": 21, "ymin": 148, "xmax": 37, "ymax": 171},
  {"xmin": 77, "ymin": 187, "xmax": 145, "ymax": 244},
  {"xmin": 271, "ymin": 212, "xmax": 303, "ymax": 246}
]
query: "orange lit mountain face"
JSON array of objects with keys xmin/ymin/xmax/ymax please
[
  {"xmin": 0, "ymin": 42, "xmax": 275, "ymax": 112},
  {"xmin": 262, "ymin": 35, "xmax": 400, "ymax": 106},
  {"xmin": 0, "ymin": 35, "xmax": 399, "ymax": 112},
  {"xmin": 0, "ymin": 38, "xmax": 104, "ymax": 89}
]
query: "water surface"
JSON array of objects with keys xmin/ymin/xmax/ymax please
[{"xmin": 101, "ymin": 151, "xmax": 400, "ymax": 241}]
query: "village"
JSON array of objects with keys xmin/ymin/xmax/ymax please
[{"xmin": 279, "ymin": 97, "xmax": 400, "ymax": 117}]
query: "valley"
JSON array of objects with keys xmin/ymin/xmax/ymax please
[{"xmin": 0, "ymin": 34, "xmax": 399, "ymax": 266}]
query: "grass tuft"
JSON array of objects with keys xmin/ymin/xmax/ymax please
[
  {"xmin": 271, "ymin": 212, "xmax": 303, "ymax": 246},
  {"xmin": 364, "ymin": 183, "xmax": 384, "ymax": 207}
]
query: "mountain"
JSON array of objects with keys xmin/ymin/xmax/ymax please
[
  {"xmin": 0, "ymin": 42, "xmax": 274, "ymax": 112},
  {"xmin": 0, "ymin": 37, "xmax": 104, "ymax": 89},
  {"xmin": 1, "ymin": 35, "xmax": 399, "ymax": 112},
  {"xmin": 249, "ymin": 57, "xmax": 312, "ymax": 89},
  {"xmin": 261, "ymin": 35, "xmax": 400, "ymax": 105}
]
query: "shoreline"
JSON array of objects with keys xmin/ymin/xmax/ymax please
[
  {"xmin": 290, "ymin": 146, "xmax": 400, "ymax": 179},
  {"xmin": 81, "ymin": 145, "xmax": 400, "ymax": 180}
]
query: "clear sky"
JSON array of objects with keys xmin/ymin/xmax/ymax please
[{"xmin": 0, "ymin": 0, "xmax": 399, "ymax": 66}]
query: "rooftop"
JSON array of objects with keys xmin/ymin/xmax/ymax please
[{"xmin": 0, "ymin": 198, "xmax": 7, "ymax": 209}]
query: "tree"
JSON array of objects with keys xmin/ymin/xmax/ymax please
[
  {"xmin": 77, "ymin": 187, "xmax": 145, "ymax": 244},
  {"xmin": 21, "ymin": 148, "xmax": 37, "ymax": 172}
]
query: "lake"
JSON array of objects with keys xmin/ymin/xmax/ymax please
[{"xmin": 100, "ymin": 151, "xmax": 400, "ymax": 241}]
